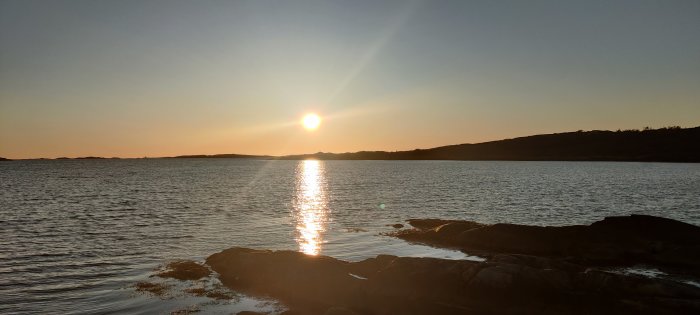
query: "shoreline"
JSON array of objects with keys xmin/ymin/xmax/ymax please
[{"xmin": 150, "ymin": 215, "xmax": 700, "ymax": 314}]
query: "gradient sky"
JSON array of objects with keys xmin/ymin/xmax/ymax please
[{"xmin": 1, "ymin": 0, "xmax": 699, "ymax": 159}]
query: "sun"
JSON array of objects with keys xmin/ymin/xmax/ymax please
[{"xmin": 301, "ymin": 113, "xmax": 321, "ymax": 131}]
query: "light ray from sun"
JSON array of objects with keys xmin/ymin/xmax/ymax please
[{"xmin": 325, "ymin": 0, "xmax": 423, "ymax": 105}]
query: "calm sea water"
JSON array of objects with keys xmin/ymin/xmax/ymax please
[{"xmin": 1, "ymin": 159, "xmax": 699, "ymax": 314}]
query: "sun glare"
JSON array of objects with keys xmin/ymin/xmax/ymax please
[{"xmin": 302, "ymin": 113, "xmax": 321, "ymax": 131}]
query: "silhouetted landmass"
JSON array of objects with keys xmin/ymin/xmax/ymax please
[
  {"xmin": 8, "ymin": 126, "xmax": 700, "ymax": 162},
  {"xmin": 170, "ymin": 153, "xmax": 272, "ymax": 159},
  {"xmin": 54, "ymin": 156, "xmax": 119, "ymax": 160},
  {"xmin": 282, "ymin": 126, "xmax": 700, "ymax": 162},
  {"xmin": 0, "ymin": 157, "xmax": 11, "ymax": 161}
]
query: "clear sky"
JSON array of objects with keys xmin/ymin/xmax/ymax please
[{"xmin": 1, "ymin": 0, "xmax": 699, "ymax": 159}]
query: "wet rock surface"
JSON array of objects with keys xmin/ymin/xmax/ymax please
[
  {"xmin": 203, "ymin": 215, "xmax": 700, "ymax": 314},
  {"xmin": 134, "ymin": 281, "xmax": 170, "ymax": 297},
  {"xmin": 206, "ymin": 251, "xmax": 699, "ymax": 314},
  {"xmin": 396, "ymin": 215, "xmax": 700, "ymax": 275}
]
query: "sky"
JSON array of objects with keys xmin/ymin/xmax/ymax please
[{"xmin": 1, "ymin": 0, "xmax": 699, "ymax": 159}]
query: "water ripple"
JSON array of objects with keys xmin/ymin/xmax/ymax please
[{"xmin": 1, "ymin": 159, "xmax": 698, "ymax": 313}]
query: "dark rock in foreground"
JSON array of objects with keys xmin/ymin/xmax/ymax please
[
  {"xmin": 200, "ymin": 215, "xmax": 700, "ymax": 314},
  {"xmin": 206, "ymin": 247, "xmax": 700, "ymax": 314},
  {"xmin": 394, "ymin": 215, "xmax": 700, "ymax": 276}
]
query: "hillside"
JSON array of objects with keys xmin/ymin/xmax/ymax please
[
  {"xmin": 171, "ymin": 153, "xmax": 271, "ymax": 159},
  {"xmin": 282, "ymin": 126, "xmax": 700, "ymax": 162}
]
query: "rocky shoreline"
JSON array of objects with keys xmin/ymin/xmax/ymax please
[
  {"xmin": 392, "ymin": 214, "xmax": 700, "ymax": 277},
  {"xmin": 159, "ymin": 215, "xmax": 700, "ymax": 314}
]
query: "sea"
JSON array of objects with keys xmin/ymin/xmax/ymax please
[{"xmin": 1, "ymin": 159, "xmax": 699, "ymax": 314}]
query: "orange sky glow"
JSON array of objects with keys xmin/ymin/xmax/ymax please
[{"xmin": 1, "ymin": 1, "xmax": 699, "ymax": 159}]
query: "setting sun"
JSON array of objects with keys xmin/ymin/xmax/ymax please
[{"xmin": 302, "ymin": 113, "xmax": 321, "ymax": 131}]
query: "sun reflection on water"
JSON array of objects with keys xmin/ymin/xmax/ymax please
[{"xmin": 292, "ymin": 160, "xmax": 330, "ymax": 255}]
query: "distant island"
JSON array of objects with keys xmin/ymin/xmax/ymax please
[
  {"xmin": 171, "ymin": 153, "xmax": 273, "ymax": 159},
  {"xmin": 172, "ymin": 126, "xmax": 699, "ymax": 163},
  {"xmin": 6, "ymin": 126, "xmax": 699, "ymax": 162}
]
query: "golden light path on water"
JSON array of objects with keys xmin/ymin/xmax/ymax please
[{"xmin": 293, "ymin": 160, "xmax": 330, "ymax": 255}]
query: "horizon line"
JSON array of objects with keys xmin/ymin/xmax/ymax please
[{"xmin": 2, "ymin": 125, "xmax": 696, "ymax": 161}]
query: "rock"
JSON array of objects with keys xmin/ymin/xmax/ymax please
[
  {"xmin": 205, "ymin": 246, "xmax": 700, "ymax": 315},
  {"xmin": 323, "ymin": 307, "xmax": 360, "ymax": 315},
  {"xmin": 390, "ymin": 224, "xmax": 403, "ymax": 229},
  {"xmin": 470, "ymin": 265, "xmax": 517, "ymax": 289},
  {"xmin": 156, "ymin": 260, "xmax": 211, "ymax": 280},
  {"xmin": 396, "ymin": 215, "xmax": 700, "ymax": 275},
  {"xmin": 207, "ymin": 248, "xmax": 359, "ymax": 315},
  {"xmin": 191, "ymin": 215, "xmax": 700, "ymax": 315},
  {"xmin": 134, "ymin": 281, "xmax": 170, "ymax": 297}
]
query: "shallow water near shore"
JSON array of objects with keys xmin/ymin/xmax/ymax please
[{"xmin": 2, "ymin": 159, "xmax": 699, "ymax": 314}]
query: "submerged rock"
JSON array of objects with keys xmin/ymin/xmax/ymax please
[
  {"xmin": 345, "ymin": 227, "xmax": 368, "ymax": 233},
  {"xmin": 134, "ymin": 281, "xmax": 170, "ymax": 297},
  {"xmin": 156, "ymin": 260, "xmax": 211, "ymax": 281}
]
